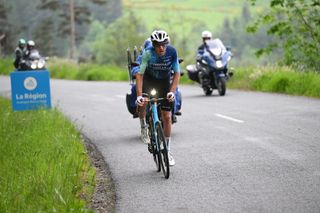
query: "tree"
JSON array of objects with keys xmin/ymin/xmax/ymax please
[
  {"xmin": 37, "ymin": 0, "xmax": 106, "ymax": 59},
  {"xmin": 248, "ymin": 0, "xmax": 320, "ymax": 71},
  {"xmin": 89, "ymin": 0, "xmax": 122, "ymax": 24},
  {"xmin": 90, "ymin": 12, "xmax": 147, "ymax": 65},
  {"xmin": 0, "ymin": 1, "xmax": 14, "ymax": 56},
  {"xmin": 156, "ymin": 10, "xmax": 208, "ymax": 64},
  {"xmin": 78, "ymin": 20, "xmax": 105, "ymax": 61},
  {"xmin": 33, "ymin": 17, "xmax": 57, "ymax": 56}
]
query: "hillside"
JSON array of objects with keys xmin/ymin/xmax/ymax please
[{"xmin": 123, "ymin": 0, "xmax": 257, "ymax": 33}]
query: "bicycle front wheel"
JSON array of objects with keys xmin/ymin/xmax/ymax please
[
  {"xmin": 148, "ymin": 117, "xmax": 161, "ymax": 172},
  {"xmin": 156, "ymin": 123, "xmax": 170, "ymax": 179},
  {"xmin": 151, "ymin": 137, "xmax": 161, "ymax": 172}
]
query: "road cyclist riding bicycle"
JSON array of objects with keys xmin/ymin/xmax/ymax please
[
  {"xmin": 126, "ymin": 38, "xmax": 183, "ymax": 122},
  {"xmin": 136, "ymin": 30, "xmax": 180, "ymax": 166}
]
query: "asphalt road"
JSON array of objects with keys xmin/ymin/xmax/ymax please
[{"xmin": 1, "ymin": 76, "xmax": 320, "ymax": 213}]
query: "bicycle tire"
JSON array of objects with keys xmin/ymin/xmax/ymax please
[
  {"xmin": 148, "ymin": 115, "xmax": 161, "ymax": 172},
  {"xmin": 156, "ymin": 123, "xmax": 170, "ymax": 179},
  {"xmin": 151, "ymin": 138, "xmax": 161, "ymax": 172}
]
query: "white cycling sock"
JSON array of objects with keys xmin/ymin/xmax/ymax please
[
  {"xmin": 166, "ymin": 137, "xmax": 171, "ymax": 151},
  {"xmin": 140, "ymin": 118, "xmax": 147, "ymax": 128}
]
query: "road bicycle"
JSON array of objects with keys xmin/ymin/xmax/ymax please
[{"xmin": 144, "ymin": 89, "xmax": 170, "ymax": 179}]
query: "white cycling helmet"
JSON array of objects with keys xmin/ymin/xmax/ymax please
[
  {"xmin": 150, "ymin": 30, "xmax": 169, "ymax": 43},
  {"xmin": 201, "ymin": 30, "xmax": 212, "ymax": 39},
  {"xmin": 27, "ymin": 40, "xmax": 35, "ymax": 47}
]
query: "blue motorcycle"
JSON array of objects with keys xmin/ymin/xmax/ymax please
[{"xmin": 187, "ymin": 39, "xmax": 233, "ymax": 96}]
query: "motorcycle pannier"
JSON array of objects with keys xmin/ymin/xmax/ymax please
[{"xmin": 186, "ymin": 64, "xmax": 200, "ymax": 83}]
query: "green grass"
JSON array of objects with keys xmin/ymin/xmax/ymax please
[
  {"xmin": 123, "ymin": 0, "xmax": 266, "ymax": 33},
  {"xmin": 229, "ymin": 66, "xmax": 320, "ymax": 98},
  {"xmin": 1, "ymin": 58, "xmax": 319, "ymax": 98},
  {"xmin": 0, "ymin": 58, "xmax": 128, "ymax": 81},
  {"xmin": 47, "ymin": 58, "xmax": 128, "ymax": 81},
  {"xmin": 0, "ymin": 97, "xmax": 96, "ymax": 212},
  {"xmin": 0, "ymin": 58, "xmax": 14, "ymax": 75}
]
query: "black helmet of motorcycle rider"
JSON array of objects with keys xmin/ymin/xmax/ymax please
[
  {"xmin": 18, "ymin": 38, "xmax": 26, "ymax": 49},
  {"xmin": 201, "ymin": 30, "xmax": 212, "ymax": 43},
  {"xmin": 150, "ymin": 30, "xmax": 170, "ymax": 47},
  {"xmin": 27, "ymin": 40, "xmax": 35, "ymax": 51}
]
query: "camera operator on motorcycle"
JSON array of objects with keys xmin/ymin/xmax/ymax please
[
  {"xmin": 197, "ymin": 30, "xmax": 212, "ymax": 60},
  {"xmin": 13, "ymin": 38, "xmax": 27, "ymax": 69},
  {"xmin": 136, "ymin": 30, "xmax": 180, "ymax": 166},
  {"xmin": 25, "ymin": 40, "xmax": 36, "ymax": 59},
  {"xmin": 16, "ymin": 40, "xmax": 47, "ymax": 71}
]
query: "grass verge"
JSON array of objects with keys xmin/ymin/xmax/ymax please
[
  {"xmin": 0, "ymin": 97, "xmax": 96, "ymax": 212},
  {"xmin": 0, "ymin": 57, "xmax": 128, "ymax": 81},
  {"xmin": 1, "ymin": 58, "xmax": 319, "ymax": 98},
  {"xmin": 0, "ymin": 58, "xmax": 13, "ymax": 75},
  {"xmin": 47, "ymin": 58, "xmax": 128, "ymax": 81},
  {"xmin": 228, "ymin": 66, "xmax": 320, "ymax": 98}
]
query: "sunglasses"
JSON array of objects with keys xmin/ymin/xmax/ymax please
[{"xmin": 154, "ymin": 42, "xmax": 168, "ymax": 48}]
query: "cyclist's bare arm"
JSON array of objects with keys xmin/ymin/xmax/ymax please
[
  {"xmin": 136, "ymin": 73, "xmax": 143, "ymax": 97},
  {"xmin": 170, "ymin": 72, "xmax": 180, "ymax": 93}
]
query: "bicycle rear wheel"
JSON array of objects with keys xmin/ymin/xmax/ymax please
[{"xmin": 156, "ymin": 123, "xmax": 170, "ymax": 179}]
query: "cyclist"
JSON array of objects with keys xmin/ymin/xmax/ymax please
[
  {"xmin": 136, "ymin": 30, "xmax": 180, "ymax": 166},
  {"xmin": 131, "ymin": 38, "xmax": 182, "ymax": 119}
]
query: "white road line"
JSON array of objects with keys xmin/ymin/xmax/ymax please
[
  {"xmin": 115, "ymin": 95, "xmax": 125, "ymax": 99},
  {"xmin": 215, "ymin": 113, "xmax": 244, "ymax": 123}
]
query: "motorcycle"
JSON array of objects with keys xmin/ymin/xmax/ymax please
[
  {"xmin": 18, "ymin": 49, "xmax": 47, "ymax": 71},
  {"xmin": 186, "ymin": 39, "xmax": 233, "ymax": 96}
]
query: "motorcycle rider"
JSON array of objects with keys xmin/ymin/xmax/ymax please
[
  {"xmin": 25, "ymin": 40, "xmax": 36, "ymax": 59},
  {"xmin": 197, "ymin": 30, "xmax": 212, "ymax": 59},
  {"xmin": 13, "ymin": 38, "xmax": 27, "ymax": 69},
  {"xmin": 136, "ymin": 30, "xmax": 180, "ymax": 166}
]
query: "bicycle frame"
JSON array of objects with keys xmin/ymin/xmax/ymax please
[
  {"xmin": 147, "ymin": 98, "xmax": 163, "ymax": 152},
  {"xmin": 145, "ymin": 91, "xmax": 170, "ymax": 179}
]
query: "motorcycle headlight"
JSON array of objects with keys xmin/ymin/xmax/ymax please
[
  {"xmin": 216, "ymin": 60, "xmax": 223, "ymax": 68},
  {"xmin": 31, "ymin": 62, "xmax": 37, "ymax": 69},
  {"xmin": 150, "ymin": 89, "xmax": 157, "ymax": 96},
  {"xmin": 38, "ymin": 60, "xmax": 45, "ymax": 69}
]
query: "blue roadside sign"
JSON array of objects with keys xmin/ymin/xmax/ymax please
[{"xmin": 10, "ymin": 70, "xmax": 51, "ymax": 111}]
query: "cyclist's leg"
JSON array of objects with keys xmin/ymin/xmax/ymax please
[
  {"xmin": 161, "ymin": 104, "xmax": 172, "ymax": 147},
  {"xmin": 140, "ymin": 74, "xmax": 155, "ymax": 120},
  {"xmin": 159, "ymin": 76, "xmax": 173, "ymax": 139},
  {"xmin": 161, "ymin": 108, "xmax": 175, "ymax": 166},
  {"xmin": 138, "ymin": 75, "xmax": 154, "ymax": 144},
  {"xmin": 158, "ymin": 78, "xmax": 175, "ymax": 166}
]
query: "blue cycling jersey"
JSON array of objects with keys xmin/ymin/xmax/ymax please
[{"xmin": 139, "ymin": 45, "xmax": 180, "ymax": 80}]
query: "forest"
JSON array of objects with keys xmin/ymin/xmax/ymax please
[{"xmin": 0, "ymin": 0, "xmax": 319, "ymax": 71}]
